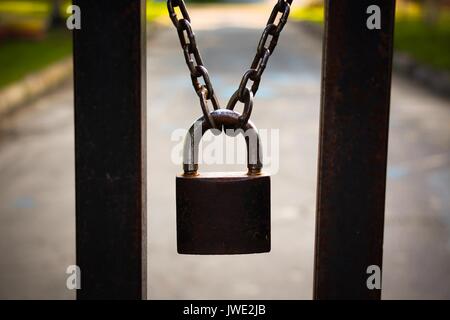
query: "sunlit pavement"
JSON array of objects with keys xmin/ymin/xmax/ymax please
[{"xmin": 0, "ymin": 6, "xmax": 449, "ymax": 299}]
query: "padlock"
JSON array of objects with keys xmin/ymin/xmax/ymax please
[{"xmin": 176, "ymin": 109, "xmax": 270, "ymax": 255}]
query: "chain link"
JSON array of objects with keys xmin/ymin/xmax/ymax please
[
  {"xmin": 168, "ymin": 0, "xmax": 219, "ymax": 128},
  {"xmin": 168, "ymin": 0, "xmax": 292, "ymax": 126},
  {"xmin": 235, "ymin": 0, "xmax": 292, "ymax": 100}
]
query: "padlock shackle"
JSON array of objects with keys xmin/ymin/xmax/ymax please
[{"xmin": 182, "ymin": 109, "xmax": 263, "ymax": 176}]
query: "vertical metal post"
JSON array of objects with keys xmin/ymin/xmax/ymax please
[
  {"xmin": 314, "ymin": 0, "xmax": 395, "ymax": 299},
  {"xmin": 73, "ymin": 0, "xmax": 147, "ymax": 299}
]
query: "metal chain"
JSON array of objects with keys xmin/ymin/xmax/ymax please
[
  {"xmin": 167, "ymin": 0, "xmax": 292, "ymax": 126},
  {"xmin": 167, "ymin": 0, "xmax": 220, "ymax": 128}
]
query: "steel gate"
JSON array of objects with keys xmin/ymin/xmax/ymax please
[{"xmin": 73, "ymin": 0, "xmax": 395, "ymax": 300}]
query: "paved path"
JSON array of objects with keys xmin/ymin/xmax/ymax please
[{"xmin": 0, "ymin": 6, "xmax": 449, "ymax": 299}]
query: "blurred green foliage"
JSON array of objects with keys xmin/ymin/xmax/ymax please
[
  {"xmin": 290, "ymin": 5, "xmax": 323, "ymax": 23},
  {"xmin": 395, "ymin": 12, "xmax": 450, "ymax": 71},
  {"xmin": 3, "ymin": 0, "xmax": 447, "ymax": 90},
  {"xmin": 0, "ymin": 0, "xmax": 168, "ymax": 89},
  {"xmin": 291, "ymin": 2, "xmax": 450, "ymax": 71},
  {"xmin": 0, "ymin": 28, "xmax": 71, "ymax": 88},
  {"xmin": 147, "ymin": 0, "xmax": 167, "ymax": 22},
  {"xmin": 0, "ymin": 0, "xmax": 54, "ymax": 34},
  {"xmin": 0, "ymin": 0, "xmax": 168, "ymax": 36},
  {"xmin": 0, "ymin": 1, "xmax": 70, "ymax": 89}
]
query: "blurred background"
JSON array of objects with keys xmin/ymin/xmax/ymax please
[{"xmin": 0, "ymin": 0, "xmax": 449, "ymax": 299}]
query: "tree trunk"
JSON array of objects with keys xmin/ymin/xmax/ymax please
[
  {"xmin": 424, "ymin": 0, "xmax": 440, "ymax": 25},
  {"xmin": 49, "ymin": 0, "xmax": 64, "ymax": 28}
]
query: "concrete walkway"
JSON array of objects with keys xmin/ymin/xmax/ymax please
[{"xmin": 0, "ymin": 6, "xmax": 449, "ymax": 299}]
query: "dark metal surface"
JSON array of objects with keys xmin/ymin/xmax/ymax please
[
  {"xmin": 177, "ymin": 174, "xmax": 271, "ymax": 255},
  {"xmin": 177, "ymin": 108, "xmax": 270, "ymax": 254},
  {"xmin": 314, "ymin": 0, "xmax": 396, "ymax": 299},
  {"xmin": 167, "ymin": 0, "xmax": 293, "ymax": 125},
  {"xmin": 73, "ymin": 0, "xmax": 147, "ymax": 299}
]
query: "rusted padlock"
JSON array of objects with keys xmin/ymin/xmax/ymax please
[{"xmin": 176, "ymin": 109, "xmax": 270, "ymax": 255}]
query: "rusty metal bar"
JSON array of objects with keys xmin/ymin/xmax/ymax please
[
  {"xmin": 314, "ymin": 0, "xmax": 396, "ymax": 299},
  {"xmin": 73, "ymin": 0, "xmax": 147, "ymax": 299}
]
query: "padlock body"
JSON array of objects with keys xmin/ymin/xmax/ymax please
[{"xmin": 176, "ymin": 172, "xmax": 270, "ymax": 254}]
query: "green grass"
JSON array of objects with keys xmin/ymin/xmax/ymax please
[
  {"xmin": 290, "ymin": 5, "xmax": 324, "ymax": 23},
  {"xmin": 147, "ymin": 0, "xmax": 167, "ymax": 22},
  {"xmin": 395, "ymin": 16, "xmax": 450, "ymax": 71},
  {"xmin": 0, "ymin": 0, "xmax": 168, "ymax": 89},
  {"xmin": 0, "ymin": 28, "xmax": 72, "ymax": 89},
  {"xmin": 291, "ymin": 4, "xmax": 450, "ymax": 71},
  {"xmin": 0, "ymin": 0, "xmax": 52, "ymax": 34}
]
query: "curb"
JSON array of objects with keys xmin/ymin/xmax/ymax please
[
  {"xmin": 0, "ymin": 22, "xmax": 163, "ymax": 118},
  {"xmin": 393, "ymin": 52, "xmax": 450, "ymax": 98},
  {"xmin": 295, "ymin": 21, "xmax": 450, "ymax": 99},
  {"xmin": 0, "ymin": 57, "xmax": 73, "ymax": 117}
]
